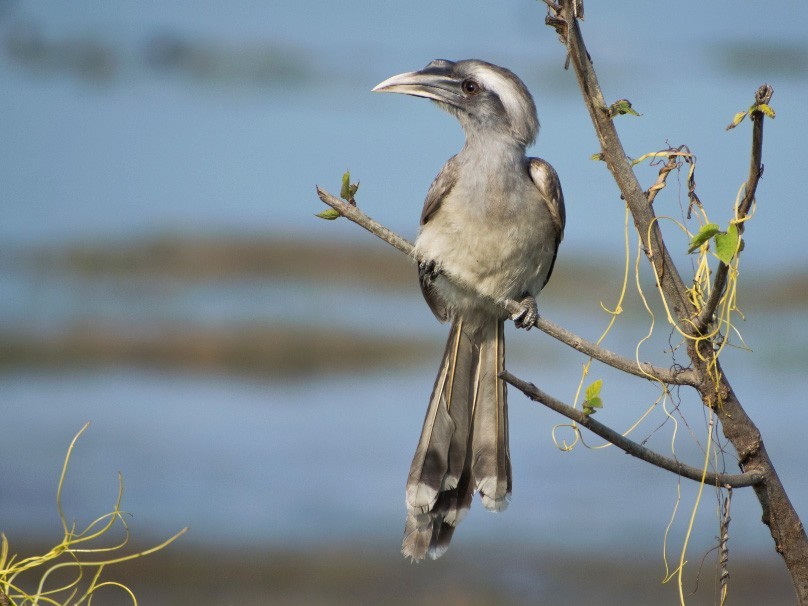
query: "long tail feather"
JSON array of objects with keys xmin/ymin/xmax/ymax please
[
  {"xmin": 402, "ymin": 319, "xmax": 510, "ymax": 561},
  {"xmin": 405, "ymin": 321, "xmax": 462, "ymax": 515},
  {"xmin": 471, "ymin": 320, "xmax": 511, "ymax": 511}
]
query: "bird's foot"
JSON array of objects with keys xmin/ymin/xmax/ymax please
[
  {"xmin": 418, "ymin": 259, "xmax": 440, "ymax": 289},
  {"xmin": 511, "ymin": 293, "xmax": 539, "ymax": 330}
]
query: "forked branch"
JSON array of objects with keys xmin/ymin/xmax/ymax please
[
  {"xmin": 316, "ymin": 186, "xmax": 695, "ymax": 387},
  {"xmin": 549, "ymin": 1, "xmax": 807, "ymax": 601},
  {"xmin": 696, "ymin": 84, "xmax": 773, "ymax": 332},
  {"xmin": 501, "ymin": 370, "xmax": 761, "ymax": 488}
]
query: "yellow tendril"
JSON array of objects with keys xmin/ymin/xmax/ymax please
[{"xmin": 0, "ymin": 423, "xmax": 187, "ymax": 606}]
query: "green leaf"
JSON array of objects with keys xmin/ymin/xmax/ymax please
[
  {"xmin": 714, "ymin": 223, "xmax": 740, "ymax": 264},
  {"xmin": 590, "ymin": 152, "xmax": 605, "ymax": 162},
  {"xmin": 726, "ymin": 110, "xmax": 748, "ymax": 130},
  {"xmin": 584, "ymin": 379, "xmax": 602, "ymax": 401},
  {"xmin": 583, "ymin": 398, "xmax": 602, "ymax": 416},
  {"xmin": 688, "ymin": 223, "xmax": 721, "ymax": 253},
  {"xmin": 583, "ymin": 379, "xmax": 603, "ymax": 415},
  {"xmin": 755, "ymin": 103, "xmax": 776, "ymax": 119},
  {"xmin": 340, "ymin": 171, "xmax": 352, "ymax": 200},
  {"xmin": 315, "ymin": 208, "xmax": 341, "ymax": 220},
  {"xmin": 609, "ymin": 99, "xmax": 640, "ymax": 118},
  {"xmin": 583, "ymin": 380, "xmax": 603, "ymax": 415}
]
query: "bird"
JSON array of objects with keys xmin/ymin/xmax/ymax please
[{"xmin": 373, "ymin": 59, "xmax": 565, "ymax": 561}]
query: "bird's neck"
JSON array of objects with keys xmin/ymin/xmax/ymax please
[{"xmin": 460, "ymin": 132, "xmax": 527, "ymax": 167}]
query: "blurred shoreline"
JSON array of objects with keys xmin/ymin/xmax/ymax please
[
  {"xmin": 2, "ymin": 234, "xmax": 805, "ymax": 377},
  {"xmin": 4, "ymin": 538, "xmax": 793, "ymax": 606}
]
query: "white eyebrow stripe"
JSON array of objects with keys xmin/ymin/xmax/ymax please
[{"xmin": 471, "ymin": 66, "xmax": 537, "ymax": 143}]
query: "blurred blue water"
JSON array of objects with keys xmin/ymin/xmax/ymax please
[
  {"xmin": 0, "ymin": 339, "xmax": 805, "ymax": 560},
  {"xmin": 1, "ymin": 0, "xmax": 806, "ymax": 564},
  {"xmin": 1, "ymin": 273, "xmax": 806, "ymax": 560},
  {"xmin": 1, "ymin": 2, "xmax": 806, "ymax": 268}
]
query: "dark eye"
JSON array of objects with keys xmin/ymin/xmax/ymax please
[{"xmin": 461, "ymin": 79, "xmax": 481, "ymax": 95}]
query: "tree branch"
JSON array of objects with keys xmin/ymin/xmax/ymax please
[
  {"xmin": 534, "ymin": 315, "xmax": 697, "ymax": 386},
  {"xmin": 316, "ymin": 186, "xmax": 415, "ymax": 258},
  {"xmin": 501, "ymin": 370, "xmax": 762, "ymax": 488},
  {"xmin": 697, "ymin": 263, "xmax": 728, "ymax": 334},
  {"xmin": 321, "ymin": 8, "xmax": 808, "ymax": 595},
  {"xmin": 316, "ymin": 186, "xmax": 696, "ymax": 386},
  {"xmin": 553, "ymin": 3, "xmax": 697, "ymax": 332},
  {"xmin": 319, "ymin": 179, "xmax": 748, "ymax": 486},
  {"xmin": 696, "ymin": 84, "xmax": 773, "ymax": 332},
  {"xmin": 552, "ymin": 2, "xmax": 808, "ymax": 600},
  {"xmin": 737, "ymin": 84, "xmax": 773, "ymax": 224}
]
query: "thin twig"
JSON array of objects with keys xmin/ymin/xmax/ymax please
[
  {"xmin": 501, "ymin": 370, "xmax": 762, "ymax": 488},
  {"xmin": 317, "ymin": 186, "xmax": 695, "ymax": 386},
  {"xmin": 737, "ymin": 85, "xmax": 773, "ymax": 225},
  {"xmin": 535, "ymin": 315, "xmax": 697, "ymax": 386},
  {"xmin": 698, "ymin": 263, "xmax": 728, "ymax": 333},
  {"xmin": 720, "ymin": 487, "xmax": 732, "ymax": 605},
  {"xmin": 696, "ymin": 84, "xmax": 773, "ymax": 332},
  {"xmin": 316, "ymin": 186, "xmax": 414, "ymax": 258}
]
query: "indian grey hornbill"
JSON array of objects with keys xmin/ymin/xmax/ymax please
[{"xmin": 373, "ymin": 59, "xmax": 565, "ymax": 560}]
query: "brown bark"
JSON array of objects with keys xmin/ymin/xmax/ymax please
[{"xmin": 550, "ymin": 1, "xmax": 808, "ymax": 601}]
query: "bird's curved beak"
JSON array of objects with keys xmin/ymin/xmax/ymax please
[{"xmin": 372, "ymin": 64, "xmax": 462, "ymax": 109}]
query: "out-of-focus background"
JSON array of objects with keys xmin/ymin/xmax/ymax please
[{"xmin": 1, "ymin": 1, "xmax": 806, "ymax": 604}]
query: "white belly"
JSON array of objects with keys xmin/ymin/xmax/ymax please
[{"xmin": 414, "ymin": 177, "xmax": 557, "ymax": 320}]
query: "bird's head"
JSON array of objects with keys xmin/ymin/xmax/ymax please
[{"xmin": 373, "ymin": 59, "xmax": 539, "ymax": 148}]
